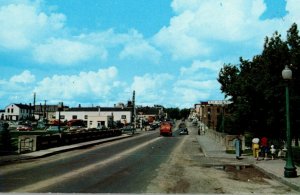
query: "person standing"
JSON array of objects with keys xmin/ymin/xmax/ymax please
[
  {"xmin": 270, "ymin": 145, "xmax": 276, "ymax": 160},
  {"xmin": 260, "ymin": 136, "xmax": 269, "ymax": 160},
  {"xmin": 252, "ymin": 137, "xmax": 260, "ymax": 160},
  {"xmin": 233, "ymin": 135, "xmax": 242, "ymax": 159}
]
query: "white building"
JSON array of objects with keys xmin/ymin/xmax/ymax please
[
  {"xmin": 56, "ymin": 106, "xmax": 132, "ymax": 126},
  {"xmin": 87, "ymin": 115, "xmax": 112, "ymax": 129},
  {"xmin": 4, "ymin": 103, "xmax": 34, "ymax": 121}
]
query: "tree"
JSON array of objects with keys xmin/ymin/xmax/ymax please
[
  {"xmin": 179, "ymin": 108, "xmax": 190, "ymax": 119},
  {"xmin": 287, "ymin": 23, "xmax": 300, "ymax": 146},
  {"xmin": 165, "ymin": 107, "xmax": 180, "ymax": 120},
  {"xmin": 218, "ymin": 23, "xmax": 300, "ymax": 141}
]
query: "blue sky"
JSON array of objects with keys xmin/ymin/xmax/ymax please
[{"xmin": 0, "ymin": 0, "xmax": 299, "ymax": 109}]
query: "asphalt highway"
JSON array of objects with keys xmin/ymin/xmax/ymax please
[{"xmin": 1, "ymin": 128, "xmax": 183, "ymax": 193}]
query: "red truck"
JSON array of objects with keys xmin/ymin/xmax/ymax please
[{"xmin": 160, "ymin": 122, "xmax": 172, "ymax": 136}]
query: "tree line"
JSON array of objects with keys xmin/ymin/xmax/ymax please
[{"xmin": 218, "ymin": 23, "xmax": 300, "ymax": 145}]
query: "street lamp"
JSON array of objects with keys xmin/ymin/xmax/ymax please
[{"xmin": 282, "ymin": 65, "xmax": 297, "ymax": 178}]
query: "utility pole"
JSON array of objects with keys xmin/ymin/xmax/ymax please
[
  {"xmin": 132, "ymin": 90, "xmax": 136, "ymax": 134},
  {"xmin": 43, "ymin": 100, "xmax": 47, "ymax": 119},
  {"xmin": 33, "ymin": 92, "xmax": 36, "ymax": 119}
]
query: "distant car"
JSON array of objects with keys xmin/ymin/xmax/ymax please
[
  {"xmin": 121, "ymin": 125, "xmax": 135, "ymax": 134},
  {"xmin": 46, "ymin": 125, "xmax": 65, "ymax": 133},
  {"xmin": 179, "ymin": 128, "xmax": 189, "ymax": 135},
  {"xmin": 16, "ymin": 125, "xmax": 33, "ymax": 131},
  {"xmin": 150, "ymin": 122, "xmax": 160, "ymax": 130},
  {"xmin": 178, "ymin": 122, "xmax": 188, "ymax": 135}
]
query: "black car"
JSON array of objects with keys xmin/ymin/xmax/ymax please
[
  {"xmin": 179, "ymin": 128, "xmax": 189, "ymax": 135},
  {"xmin": 178, "ymin": 123, "xmax": 188, "ymax": 135}
]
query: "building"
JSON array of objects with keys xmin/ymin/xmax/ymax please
[
  {"xmin": 136, "ymin": 106, "xmax": 164, "ymax": 122},
  {"xmin": 56, "ymin": 106, "xmax": 132, "ymax": 127},
  {"xmin": 4, "ymin": 103, "xmax": 34, "ymax": 121},
  {"xmin": 197, "ymin": 100, "xmax": 231, "ymax": 130},
  {"xmin": 34, "ymin": 104, "xmax": 59, "ymax": 121},
  {"xmin": 87, "ymin": 115, "xmax": 112, "ymax": 129}
]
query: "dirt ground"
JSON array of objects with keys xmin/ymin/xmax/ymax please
[{"xmin": 146, "ymin": 133, "xmax": 298, "ymax": 194}]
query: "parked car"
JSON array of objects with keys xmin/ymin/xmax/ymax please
[
  {"xmin": 46, "ymin": 125, "xmax": 66, "ymax": 133},
  {"xmin": 16, "ymin": 125, "xmax": 32, "ymax": 131},
  {"xmin": 121, "ymin": 125, "xmax": 135, "ymax": 134}
]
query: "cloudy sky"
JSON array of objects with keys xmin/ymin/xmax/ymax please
[{"xmin": 0, "ymin": 0, "xmax": 299, "ymax": 108}]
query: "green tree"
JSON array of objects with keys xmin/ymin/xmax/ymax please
[
  {"xmin": 287, "ymin": 23, "xmax": 300, "ymax": 145},
  {"xmin": 179, "ymin": 108, "xmax": 190, "ymax": 119},
  {"xmin": 165, "ymin": 107, "xmax": 180, "ymax": 120},
  {"xmin": 218, "ymin": 23, "xmax": 300, "ymax": 142}
]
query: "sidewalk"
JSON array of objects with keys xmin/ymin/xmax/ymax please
[{"xmin": 197, "ymin": 133, "xmax": 300, "ymax": 192}]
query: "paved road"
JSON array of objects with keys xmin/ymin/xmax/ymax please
[
  {"xmin": 1, "ymin": 121, "xmax": 299, "ymax": 194},
  {"xmin": 0, "ymin": 129, "xmax": 184, "ymax": 193}
]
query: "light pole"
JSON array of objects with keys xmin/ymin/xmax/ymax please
[{"xmin": 282, "ymin": 65, "xmax": 297, "ymax": 178}]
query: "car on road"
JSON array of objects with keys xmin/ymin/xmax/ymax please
[
  {"xmin": 178, "ymin": 122, "xmax": 189, "ymax": 135},
  {"xmin": 16, "ymin": 125, "xmax": 33, "ymax": 131},
  {"xmin": 150, "ymin": 121, "xmax": 160, "ymax": 130},
  {"xmin": 160, "ymin": 122, "xmax": 172, "ymax": 136},
  {"xmin": 179, "ymin": 128, "xmax": 189, "ymax": 135}
]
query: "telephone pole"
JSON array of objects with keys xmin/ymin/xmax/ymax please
[{"xmin": 132, "ymin": 90, "xmax": 136, "ymax": 133}]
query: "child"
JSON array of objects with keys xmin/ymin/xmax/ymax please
[{"xmin": 270, "ymin": 145, "xmax": 276, "ymax": 160}]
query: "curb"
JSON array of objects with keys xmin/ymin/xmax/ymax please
[{"xmin": 253, "ymin": 163, "xmax": 300, "ymax": 192}]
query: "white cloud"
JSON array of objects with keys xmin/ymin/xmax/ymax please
[
  {"xmin": 172, "ymin": 87, "xmax": 209, "ymax": 106},
  {"xmin": 154, "ymin": 0, "xmax": 296, "ymax": 60},
  {"xmin": 285, "ymin": 0, "xmax": 300, "ymax": 23},
  {"xmin": 172, "ymin": 60, "xmax": 224, "ymax": 106},
  {"xmin": 180, "ymin": 60, "xmax": 223, "ymax": 76},
  {"xmin": 34, "ymin": 67, "xmax": 119, "ymax": 102},
  {"xmin": 10, "ymin": 70, "xmax": 35, "ymax": 83},
  {"xmin": 0, "ymin": 2, "xmax": 65, "ymax": 50},
  {"xmin": 119, "ymin": 41, "xmax": 161, "ymax": 63},
  {"xmin": 154, "ymin": 10, "xmax": 211, "ymax": 59},
  {"xmin": 131, "ymin": 73, "xmax": 173, "ymax": 104},
  {"xmin": 0, "ymin": 1, "xmax": 161, "ymax": 66},
  {"xmin": 33, "ymin": 38, "xmax": 107, "ymax": 65},
  {"xmin": 171, "ymin": 0, "xmax": 203, "ymax": 14},
  {"xmin": 0, "ymin": 70, "xmax": 36, "ymax": 104},
  {"xmin": 79, "ymin": 29, "xmax": 161, "ymax": 64}
]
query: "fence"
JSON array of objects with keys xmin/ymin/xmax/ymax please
[
  {"xmin": 205, "ymin": 128, "xmax": 245, "ymax": 151},
  {"xmin": 17, "ymin": 130, "xmax": 122, "ymax": 153}
]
